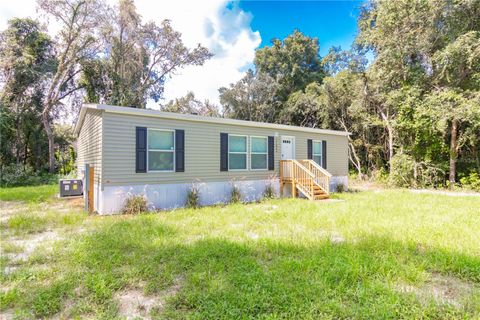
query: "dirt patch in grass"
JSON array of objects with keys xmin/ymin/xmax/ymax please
[
  {"xmin": 0, "ymin": 201, "xmax": 25, "ymax": 223},
  {"xmin": 115, "ymin": 277, "xmax": 183, "ymax": 319},
  {"xmin": 396, "ymin": 273, "xmax": 478, "ymax": 307},
  {"xmin": 0, "ymin": 309, "xmax": 14, "ymax": 320},
  {"xmin": 330, "ymin": 233, "xmax": 345, "ymax": 244},
  {"xmin": 5, "ymin": 230, "xmax": 62, "ymax": 264}
]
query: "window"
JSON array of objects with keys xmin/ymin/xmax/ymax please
[
  {"xmin": 250, "ymin": 136, "xmax": 267, "ymax": 170},
  {"xmin": 148, "ymin": 129, "xmax": 175, "ymax": 171},
  {"xmin": 313, "ymin": 140, "xmax": 322, "ymax": 166},
  {"xmin": 229, "ymin": 135, "xmax": 247, "ymax": 170}
]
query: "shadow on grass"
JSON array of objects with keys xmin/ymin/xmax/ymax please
[{"xmin": 7, "ymin": 215, "xmax": 480, "ymax": 319}]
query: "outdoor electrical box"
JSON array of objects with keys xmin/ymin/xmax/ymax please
[{"xmin": 59, "ymin": 179, "xmax": 83, "ymax": 197}]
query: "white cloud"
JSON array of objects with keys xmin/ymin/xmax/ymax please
[
  {"xmin": 0, "ymin": 0, "xmax": 261, "ymax": 107},
  {"xmin": 135, "ymin": 0, "xmax": 261, "ymax": 108},
  {"xmin": 0, "ymin": 0, "xmax": 37, "ymax": 30}
]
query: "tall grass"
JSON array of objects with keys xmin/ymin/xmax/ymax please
[{"xmin": 0, "ymin": 184, "xmax": 57, "ymax": 203}]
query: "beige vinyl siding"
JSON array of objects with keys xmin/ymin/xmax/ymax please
[
  {"xmin": 76, "ymin": 109, "xmax": 103, "ymax": 183},
  {"xmin": 102, "ymin": 112, "xmax": 348, "ymax": 187}
]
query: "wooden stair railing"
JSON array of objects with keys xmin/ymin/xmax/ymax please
[
  {"xmin": 280, "ymin": 160, "xmax": 330, "ymax": 200},
  {"xmin": 299, "ymin": 159, "xmax": 332, "ymax": 194}
]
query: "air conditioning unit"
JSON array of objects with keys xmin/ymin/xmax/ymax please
[{"xmin": 59, "ymin": 179, "xmax": 83, "ymax": 197}]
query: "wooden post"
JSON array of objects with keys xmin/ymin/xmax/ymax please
[
  {"xmin": 88, "ymin": 166, "xmax": 94, "ymax": 213},
  {"xmin": 280, "ymin": 160, "xmax": 283, "ymax": 197},
  {"xmin": 84, "ymin": 164, "xmax": 95, "ymax": 213},
  {"xmin": 292, "ymin": 162, "xmax": 296, "ymax": 198},
  {"xmin": 310, "ymin": 177, "xmax": 313, "ymax": 199},
  {"xmin": 84, "ymin": 164, "xmax": 89, "ymax": 212}
]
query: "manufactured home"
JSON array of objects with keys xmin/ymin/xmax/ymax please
[{"xmin": 74, "ymin": 104, "xmax": 349, "ymax": 214}]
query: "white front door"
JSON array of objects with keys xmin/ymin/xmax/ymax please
[{"xmin": 281, "ymin": 137, "xmax": 295, "ymax": 160}]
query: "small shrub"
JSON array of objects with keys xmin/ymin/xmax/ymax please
[
  {"xmin": 389, "ymin": 154, "xmax": 414, "ymax": 187},
  {"xmin": 186, "ymin": 183, "xmax": 200, "ymax": 208},
  {"xmin": 230, "ymin": 186, "xmax": 242, "ymax": 204},
  {"xmin": 263, "ymin": 184, "xmax": 276, "ymax": 199},
  {"xmin": 335, "ymin": 183, "xmax": 345, "ymax": 193},
  {"xmin": 122, "ymin": 195, "xmax": 148, "ymax": 214},
  {"xmin": 460, "ymin": 172, "xmax": 480, "ymax": 192},
  {"xmin": 388, "ymin": 153, "xmax": 445, "ymax": 188},
  {"xmin": 263, "ymin": 174, "xmax": 278, "ymax": 200}
]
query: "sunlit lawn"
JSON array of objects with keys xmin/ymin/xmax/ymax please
[
  {"xmin": 1, "ymin": 186, "xmax": 479, "ymax": 319},
  {"xmin": 0, "ymin": 184, "xmax": 57, "ymax": 203}
]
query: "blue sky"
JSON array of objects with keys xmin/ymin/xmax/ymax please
[{"xmin": 239, "ymin": 0, "xmax": 364, "ymax": 56}]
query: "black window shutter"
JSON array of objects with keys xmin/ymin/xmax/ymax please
[
  {"xmin": 322, "ymin": 140, "xmax": 327, "ymax": 169},
  {"xmin": 220, "ymin": 133, "xmax": 228, "ymax": 171},
  {"xmin": 136, "ymin": 127, "xmax": 147, "ymax": 173},
  {"xmin": 175, "ymin": 129, "xmax": 185, "ymax": 172},
  {"xmin": 307, "ymin": 139, "xmax": 313, "ymax": 160},
  {"xmin": 268, "ymin": 136, "xmax": 274, "ymax": 170}
]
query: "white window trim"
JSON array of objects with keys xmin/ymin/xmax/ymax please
[
  {"xmin": 228, "ymin": 134, "xmax": 248, "ymax": 171},
  {"xmin": 312, "ymin": 140, "xmax": 322, "ymax": 165},
  {"xmin": 147, "ymin": 128, "xmax": 175, "ymax": 172},
  {"xmin": 250, "ymin": 136, "xmax": 268, "ymax": 171}
]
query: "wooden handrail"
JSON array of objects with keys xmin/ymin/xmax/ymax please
[
  {"xmin": 280, "ymin": 159, "xmax": 331, "ymax": 197},
  {"xmin": 299, "ymin": 160, "xmax": 331, "ymax": 194},
  {"xmin": 300, "ymin": 159, "xmax": 332, "ymax": 178}
]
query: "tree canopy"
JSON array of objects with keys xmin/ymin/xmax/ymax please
[
  {"xmin": 219, "ymin": 0, "xmax": 480, "ymax": 188},
  {"xmin": 1, "ymin": 0, "xmax": 479, "ymax": 189}
]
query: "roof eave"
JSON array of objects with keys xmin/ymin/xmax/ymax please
[{"xmin": 75, "ymin": 104, "xmax": 351, "ymax": 137}]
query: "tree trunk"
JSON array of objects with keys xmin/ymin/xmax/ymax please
[
  {"xmin": 379, "ymin": 123, "xmax": 393, "ymax": 174},
  {"xmin": 379, "ymin": 109, "xmax": 394, "ymax": 174},
  {"xmin": 449, "ymin": 119, "xmax": 458, "ymax": 186},
  {"xmin": 339, "ymin": 120, "xmax": 363, "ymax": 178},
  {"xmin": 42, "ymin": 112, "xmax": 55, "ymax": 173},
  {"xmin": 23, "ymin": 131, "xmax": 30, "ymax": 170},
  {"xmin": 15, "ymin": 118, "xmax": 21, "ymax": 166},
  {"xmin": 386, "ymin": 123, "xmax": 394, "ymax": 174},
  {"xmin": 348, "ymin": 143, "xmax": 363, "ymax": 178}
]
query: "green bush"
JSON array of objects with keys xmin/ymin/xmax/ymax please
[
  {"xmin": 122, "ymin": 195, "xmax": 148, "ymax": 214},
  {"xmin": 389, "ymin": 153, "xmax": 445, "ymax": 188},
  {"xmin": 388, "ymin": 154, "xmax": 414, "ymax": 188},
  {"xmin": 0, "ymin": 164, "xmax": 58, "ymax": 187},
  {"xmin": 460, "ymin": 172, "xmax": 480, "ymax": 191}
]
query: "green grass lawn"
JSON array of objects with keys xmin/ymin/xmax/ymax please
[
  {"xmin": 0, "ymin": 187, "xmax": 479, "ymax": 319},
  {"xmin": 0, "ymin": 184, "xmax": 57, "ymax": 203}
]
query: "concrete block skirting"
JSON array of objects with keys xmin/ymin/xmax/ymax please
[{"xmin": 95, "ymin": 176, "xmax": 348, "ymax": 214}]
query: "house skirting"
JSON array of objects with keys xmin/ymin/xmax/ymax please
[{"xmin": 94, "ymin": 176, "xmax": 348, "ymax": 214}]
